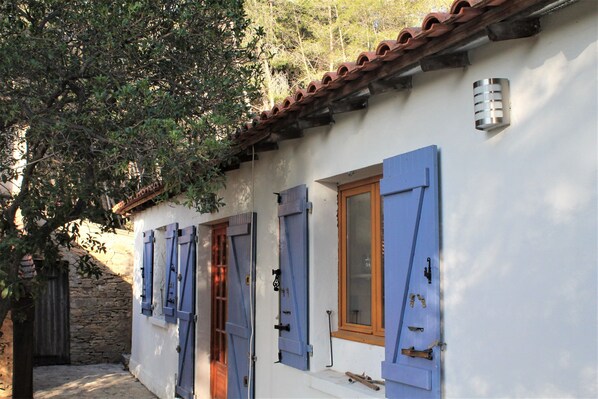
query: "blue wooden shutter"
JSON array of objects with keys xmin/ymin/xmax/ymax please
[
  {"xmin": 163, "ymin": 223, "xmax": 179, "ymax": 324},
  {"xmin": 380, "ymin": 146, "xmax": 441, "ymax": 399},
  {"xmin": 141, "ymin": 230, "xmax": 154, "ymax": 316},
  {"xmin": 226, "ymin": 213, "xmax": 256, "ymax": 399},
  {"xmin": 277, "ymin": 185, "xmax": 310, "ymax": 370},
  {"xmin": 176, "ymin": 226, "xmax": 196, "ymax": 399}
]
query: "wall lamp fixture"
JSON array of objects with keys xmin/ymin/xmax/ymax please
[{"xmin": 473, "ymin": 78, "xmax": 510, "ymax": 131}]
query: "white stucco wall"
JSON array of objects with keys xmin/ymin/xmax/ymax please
[{"xmin": 129, "ymin": 2, "xmax": 597, "ymax": 398}]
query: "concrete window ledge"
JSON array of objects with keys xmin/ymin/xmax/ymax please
[
  {"xmin": 309, "ymin": 369, "xmax": 385, "ymax": 398},
  {"xmin": 149, "ymin": 316, "xmax": 167, "ymax": 329}
]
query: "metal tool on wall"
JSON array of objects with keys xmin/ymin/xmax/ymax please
[{"xmin": 326, "ymin": 310, "xmax": 333, "ymax": 367}]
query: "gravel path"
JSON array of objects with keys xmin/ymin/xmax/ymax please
[{"xmin": 33, "ymin": 363, "xmax": 156, "ymax": 398}]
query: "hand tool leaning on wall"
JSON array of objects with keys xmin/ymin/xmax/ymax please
[{"xmin": 345, "ymin": 371, "xmax": 385, "ymax": 391}]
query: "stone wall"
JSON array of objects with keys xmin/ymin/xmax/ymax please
[
  {"xmin": 0, "ymin": 312, "xmax": 13, "ymax": 398},
  {"xmin": 62, "ymin": 225, "xmax": 134, "ymax": 364}
]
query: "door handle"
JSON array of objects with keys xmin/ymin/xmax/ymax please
[
  {"xmin": 401, "ymin": 346, "xmax": 433, "ymax": 360},
  {"xmin": 274, "ymin": 323, "xmax": 290, "ymax": 332}
]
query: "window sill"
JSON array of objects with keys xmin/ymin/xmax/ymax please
[
  {"xmin": 310, "ymin": 369, "xmax": 385, "ymax": 398},
  {"xmin": 331, "ymin": 330, "xmax": 384, "ymax": 347},
  {"xmin": 149, "ymin": 316, "xmax": 168, "ymax": 329}
]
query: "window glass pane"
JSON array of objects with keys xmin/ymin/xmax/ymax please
[{"xmin": 346, "ymin": 192, "xmax": 372, "ymax": 326}]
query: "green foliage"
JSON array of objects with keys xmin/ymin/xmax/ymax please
[
  {"xmin": 0, "ymin": 0, "xmax": 261, "ymax": 312},
  {"xmin": 245, "ymin": 0, "xmax": 452, "ymax": 107}
]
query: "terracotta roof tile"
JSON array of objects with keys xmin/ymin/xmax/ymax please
[
  {"xmin": 422, "ymin": 12, "xmax": 454, "ymax": 37},
  {"xmin": 397, "ymin": 27, "xmax": 428, "ymax": 49},
  {"xmin": 356, "ymin": 51, "xmax": 381, "ymax": 71},
  {"xmin": 449, "ymin": 1, "xmax": 483, "ymax": 22}
]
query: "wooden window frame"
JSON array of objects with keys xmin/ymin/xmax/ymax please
[{"xmin": 333, "ymin": 176, "xmax": 384, "ymax": 346}]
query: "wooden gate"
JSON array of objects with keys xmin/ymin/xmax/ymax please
[{"xmin": 34, "ymin": 266, "xmax": 70, "ymax": 365}]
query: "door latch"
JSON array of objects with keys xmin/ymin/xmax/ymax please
[
  {"xmin": 401, "ymin": 346, "xmax": 433, "ymax": 360},
  {"xmin": 272, "ymin": 269, "xmax": 281, "ymax": 292},
  {"xmin": 274, "ymin": 323, "xmax": 290, "ymax": 332},
  {"xmin": 424, "ymin": 257, "xmax": 432, "ymax": 284}
]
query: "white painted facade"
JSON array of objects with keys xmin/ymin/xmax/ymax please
[{"xmin": 128, "ymin": 2, "xmax": 597, "ymax": 398}]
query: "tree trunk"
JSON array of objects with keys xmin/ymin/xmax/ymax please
[{"xmin": 12, "ymin": 296, "xmax": 35, "ymax": 399}]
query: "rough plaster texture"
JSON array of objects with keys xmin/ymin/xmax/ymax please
[
  {"xmin": 62, "ymin": 224, "xmax": 134, "ymax": 364},
  {"xmin": 0, "ymin": 312, "xmax": 13, "ymax": 398}
]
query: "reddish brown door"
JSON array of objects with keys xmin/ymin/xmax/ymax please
[{"xmin": 210, "ymin": 224, "xmax": 228, "ymax": 399}]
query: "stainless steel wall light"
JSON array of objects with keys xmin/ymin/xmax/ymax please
[{"xmin": 473, "ymin": 78, "xmax": 510, "ymax": 131}]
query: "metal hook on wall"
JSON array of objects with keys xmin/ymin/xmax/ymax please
[{"xmin": 326, "ymin": 310, "xmax": 333, "ymax": 367}]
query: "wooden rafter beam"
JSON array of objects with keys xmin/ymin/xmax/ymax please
[
  {"xmin": 486, "ymin": 18, "xmax": 541, "ymax": 41},
  {"xmin": 368, "ymin": 76, "xmax": 412, "ymax": 95},
  {"xmin": 421, "ymin": 52, "xmax": 470, "ymax": 72}
]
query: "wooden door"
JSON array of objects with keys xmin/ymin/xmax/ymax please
[
  {"xmin": 210, "ymin": 224, "xmax": 228, "ymax": 399},
  {"xmin": 34, "ymin": 264, "xmax": 70, "ymax": 366}
]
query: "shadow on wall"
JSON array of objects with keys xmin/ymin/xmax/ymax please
[
  {"xmin": 59, "ymin": 224, "xmax": 135, "ymax": 365},
  {"xmin": 443, "ymin": 30, "xmax": 597, "ymax": 397}
]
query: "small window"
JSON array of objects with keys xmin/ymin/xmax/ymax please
[
  {"xmin": 335, "ymin": 176, "xmax": 384, "ymax": 345},
  {"xmin": 152, "ymin": 227, "xmax": 167, "ymax": 318}
]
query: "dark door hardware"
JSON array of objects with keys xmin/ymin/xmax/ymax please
[
  {"xmin": 424, "ymin": 257, "xmax": 432, "ymax": 284},
  {"xmin": 417, "ymin": 294, "xmax": 427, "ymax": 308},
  {"xmin": 243, "ymin": 376, "xmax": 248, "ymax": 387},
  {"xmin": 272, "ymin": 269, "xmax": 281, "ymax": 291},
  {"xmin": 177, "ymin": 273, "xmax": 182, "ymax": 281},
  {"xmin": 176, "ymin": 345, "xmax": 181, "ymax": 353},
  {"xmin": 282, "ymin": 310, "xmax": 291, "ymax": 314},
  {"xmin": 274, "ymin": 323, "xmax": 290, "ymax": 331},
  {"xmin": 401, "ymin": 347, "xmax": 433, "ymax": 360},
  {"xmin": 408, "ymin": 326, "xmax": 424, "ymax": 332}
]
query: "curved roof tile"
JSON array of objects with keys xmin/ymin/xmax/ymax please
[
  {"xmin": 356, "ymin": 51, "xmax": 381, "ymax": 71},
  {"xmin": 450, "ymin": 1, "xmax": 483, "ymax": 22},
  {"xmin": 397, "ymin": 27, "xmax": 427, "ymax": 49},
  {"xmin": 337, "ymin": 62, "xmax": 362, "ymax": 80},
  {"xmin": 422, "ymin": 12, "xmax": 454, "ymax": 37}
]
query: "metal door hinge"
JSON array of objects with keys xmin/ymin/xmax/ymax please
[
  {"xmin": 428, "ymin": 340, "xmax": 447, "ymax": 351},
  {"xmin": 306, "ymin": 202, "xmax": 313, "ymax": 214},
  {"xmin": 306, "ymin": 344, "xmax": 313, "ymax": 355},
  {"xmin": 194, "ymin": 314, "xmax": 198, "ymax": 323}
]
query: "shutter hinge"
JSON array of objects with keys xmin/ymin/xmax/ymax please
[
  {"xmin": 194, "ymin": 235, "xmax": 198, "ymax": 243},
  {"xmin": 306, "ymin": 344, "xmax": 313, "ymax": 355},
  {"xmin": 153, "ymin": 237, "xmax": 156, "ymax": 243},
  {"xmin": 306, "ymin": 201, "xmax": 313, "ymax": 214},
  {"xmin": 194, "ymin": 314, "xmax": 198, "ymax": 323},
  {"xmin": 428, "ymin": 340, "xmax": 447, "ymax": 351}
]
